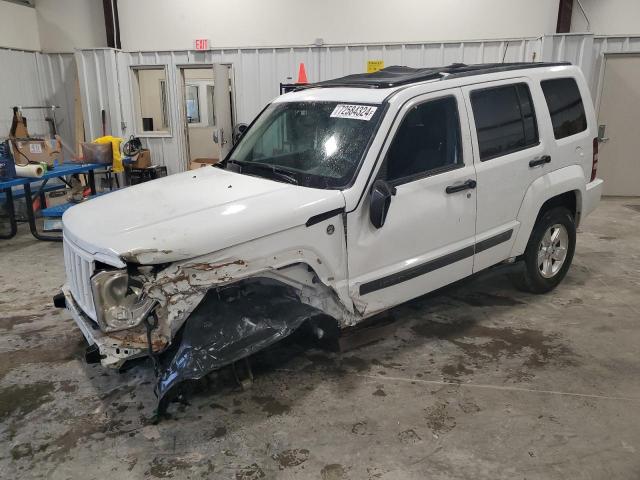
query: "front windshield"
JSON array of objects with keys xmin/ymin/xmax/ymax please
[{"xmin": 228, "ymin": 101, "xmax": 383, "ymax": 189}]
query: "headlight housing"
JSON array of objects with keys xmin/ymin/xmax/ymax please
[{"xmin": 90, "ymin": 269, "xmax": 156, "ymax": 332}]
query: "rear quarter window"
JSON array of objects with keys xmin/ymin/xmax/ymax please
[{"xmin": 541, "ymin": 78, "xmax": 588, "ymax": 139}]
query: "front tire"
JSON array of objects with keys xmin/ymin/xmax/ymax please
[{"xmin": 510, "ymin": 206, "xmax": 576, "ymax": 294}]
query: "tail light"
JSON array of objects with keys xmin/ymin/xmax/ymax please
[{"xmin": 591, "ymin": 137, "xmax": 598, "ymax": 182}]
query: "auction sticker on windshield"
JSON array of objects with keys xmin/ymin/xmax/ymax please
[{"xmin": 330, "ymin": 104, "xmax": 378, "ymax": 121}]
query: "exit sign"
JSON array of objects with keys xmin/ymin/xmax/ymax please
[{"xmin": 195, "ymin": 39, "xmax": 209, "ymax": 51}]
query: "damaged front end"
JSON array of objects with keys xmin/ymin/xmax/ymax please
[
  {"xmin": 60, "ymin": 254, "xmax": 341, "ymax": 416},
  {"xmin": 90, "ymin": 269, "xmax": 158, "ymax": 332},
  {"xmin": 60, "ymin": 206, "xmax": 353, "ymax": 416},
  {"xmin": 155, "ymin": 279, "xmax": 324, "ymax": 413}
]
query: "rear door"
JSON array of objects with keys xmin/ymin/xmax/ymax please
[
  {"xmin": 347, "ymin": 89, "xmax": 477, "ymax": 314},
  {"xmin": 594, "ymin": 55, "xmax": 640, "ymax": 195},
  {"xmin": 462, "ymin": 79, "xmax": 549, "ymax": 272},
  {"xmin": 539, "ymin": 75, "xmax": 593, "ymax": 188}
]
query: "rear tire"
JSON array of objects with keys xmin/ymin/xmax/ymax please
[{"xmin": 510, "ymin": 207, "xmax": 576, "ymax": 294}]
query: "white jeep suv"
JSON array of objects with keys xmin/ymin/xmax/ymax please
[{"xmin": 57, "ymin": 62, "xmax": 603, "ymax": 409}]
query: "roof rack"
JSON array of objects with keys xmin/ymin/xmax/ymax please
[{"xmin": 302, "ymin": 62, "xmax": 571, "ymax": 89}]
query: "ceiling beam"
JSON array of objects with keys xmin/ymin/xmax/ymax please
[
  {"xmin": 556, "ymin": 0, "xmax": 574, "ymax": 33},
  {"xmin": 102, "ymin": 0, "xmax": 121, "ymax": 49}
]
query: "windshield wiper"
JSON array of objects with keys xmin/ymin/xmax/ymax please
[{"xmin": 227, "ymin": 160, "xmax": 299, "ymax": 185}]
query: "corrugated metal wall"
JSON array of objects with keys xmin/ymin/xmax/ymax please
[
  {"xmin": 76, "ymin": 38, "xmax": 543, "ymax": 174},
  {"xmin": 74, "ymin": 49, "xmax": 123, "ymax": 143},
  {"xmin": 35, "ymin": 52, "xmax": 78, "ymax": 156},
  {"xmin": 4, "ymin": 33, "xmax": 639, "ymax": 176},
  {"xmin": 71, "ymin": 33, "xmax": 640, "ymax": 175},
  {"xmin": 0, "ymin": 48, "xmax": 77, "ymax": 157},
  {"xmin": 0, "ymin": 49, "xmax": 49, "ymax": 138},
  {"xmin": 540, "ymin": 34, "xmax": 595, "ymax": 95}
]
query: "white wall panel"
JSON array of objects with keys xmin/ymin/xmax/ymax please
[
  {"xmin": 541, "ymin": 34, "xmax": 595, "ymax": 98},
  {"xmin": 540, "ymin": 34, "xmax": 640, "ymax": 99},
  {"xmin": 571, "ymin": 0, "xmax": 640, "ymax": 36},
  {"xmin": 0, "ymin": 49, "xmax": 76, "ymax": 154},
  {"xmin": 35, "ymin": 52, "xmax": 77, "ymax": 155},
  {"xmin": 74, "ymin": 49, "xmax": 123, "ymax": 143},
  {"xmin": 0, "ymin": 2, "xmax": 40, "ymax": 51},
  {"xmin": 117, "ymin": 0, "xmax": 560, "ymax": 51},
  {"xmin": 35, "ymin": 0, "xmax": 107, "ymax": 52},
  {"xmin": 0, "ymin": 49, "xmax": 46, "ymax": 137}
]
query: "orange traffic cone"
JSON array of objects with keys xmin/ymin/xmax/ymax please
[{"xmin": 297, "ymin": 63, "xmax": 308, "ymax": 84}]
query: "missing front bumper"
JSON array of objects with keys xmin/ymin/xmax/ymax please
[{"xmin": 60, "ymin": 285, "xmax": 153, "ymax": 368}]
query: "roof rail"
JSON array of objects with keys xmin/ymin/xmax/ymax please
[{"xmin": 298, "ymin": 62, "xmax": 571, "ymax": 90}]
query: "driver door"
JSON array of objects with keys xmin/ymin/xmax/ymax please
[{"xmin": 347, "ymin": 89, "xmax": 477, "ymax": 314}]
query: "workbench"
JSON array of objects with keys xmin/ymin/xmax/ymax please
[{"xmin": 0, "ymin": 163, "xmax": 104, "ymax": 241}]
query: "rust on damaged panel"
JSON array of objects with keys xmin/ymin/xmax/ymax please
[
  {"xmin": 189, "ymin": 259, "xmax": 247, "ymax": 271},
  {"xmin": 105, "ymin": 328, "xmax": 168, "ymax": 351}
]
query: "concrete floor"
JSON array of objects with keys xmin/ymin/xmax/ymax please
[{"xmin": 1, "ymin": 197, "xmax": 640, "ymax": 479}]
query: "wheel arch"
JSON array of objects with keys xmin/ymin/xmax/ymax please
[
  {"xmin": 510, "ymin": 166, "xmax": 585, "ymax": 258},
  {"xmin": 533, "ymin": 190, "xmax": 580, "ymax": 228},
  {"xmin": 155, "ymin": 277, "xmax": 341, "ymax": 414}
]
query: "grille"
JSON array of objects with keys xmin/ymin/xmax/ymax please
[{"xmin": 63, "ymin": 236, "xmax": 97, "ymax": 320}]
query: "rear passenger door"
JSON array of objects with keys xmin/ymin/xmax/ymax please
[{"xmin": 462, "ymin": 79, "xmax": 549, "ymax": 272}]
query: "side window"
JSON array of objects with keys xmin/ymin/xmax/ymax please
[
  {"xmin": 471, "ymin": 83, "xmax": 539, "ymax": 161},
  {"xmin": 541, "ymin": 78, "xmax": 587, "ymax": 139},
  {"xmin": 384, "ymin": 96, "xmax": 463, "ymax": 183}
]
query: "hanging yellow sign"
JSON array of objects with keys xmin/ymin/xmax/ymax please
[{"xmin": 367, "ymin": 60, "xmax": 384, "ymax": 73}]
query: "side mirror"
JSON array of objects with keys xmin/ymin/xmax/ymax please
[
  {"xmin": 369, "ymin": 179, "xmax": 395, "ymax": 229},
  {"xmin": 233, "ymin": 123, "xmax": 248, "ymax": 145}
]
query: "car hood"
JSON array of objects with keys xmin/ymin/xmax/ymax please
[{"xmin": 62, "ymin": 167, "xmax": 345, "ymax": 264}]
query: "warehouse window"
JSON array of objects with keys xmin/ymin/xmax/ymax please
[
  {"xmin": 541, "ymin": 78, "xmax": 587, "ymax": 139},
  {"xmin": 185, "ymin": 85, "xmax": 200, "ymax": 123},
  {"xmin": 132, "ymin": 67, "xmax": 170, "ymax": 134},
  {"xmin": 207, "ymin": 85, "xmax": 215, "ymax": 126},
  {"xmin": 471, "ymin": 83, "xmax": 539, "ymax": 161}
]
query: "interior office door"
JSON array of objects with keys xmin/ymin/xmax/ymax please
[
  {"xmin": 212, "ymin": 64, "xmax": 233, "ymax": 160},
  {"xmin": 597, "ymin": 54, "xmax": 640, "ymax": 196}
]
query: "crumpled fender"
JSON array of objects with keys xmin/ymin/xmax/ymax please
[{"xmin": 155, "ymin": 280, "xmax": 323, "ymax": 413}]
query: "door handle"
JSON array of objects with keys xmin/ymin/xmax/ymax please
[
  {"xmin": 598, "ymin": 124, "xmax": 609, "ymax": 143},
  {"xmin": 446, "ymin": 179, "xmax": 477, "ymax": 194},
  {"xmin": 529, "ymin": 155, "xmax": 551, "ymax": 168}
]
